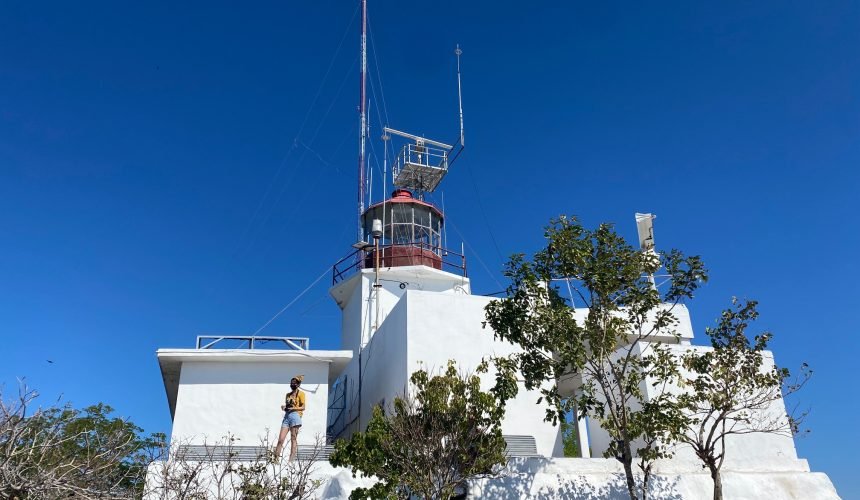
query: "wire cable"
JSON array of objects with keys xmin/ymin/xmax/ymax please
[
  {"xmin": 443, "ymin": 217, "xmax": 505, "ymax": 290},
  {"xmin": 247, "ymin": 55, "xmax": 359, "ymax": 251},
  {"xmin": 293, "ymin": 4, "xmax": 360, "ymax": 142},
  {"xmin": 235, "ymin": 7, "xmax": 359, "ymax": 255},
  {"xmin": 463, "ymin": 160, "xmax": 505, "ymax": 265},
  {"xmin": 252, "ymin": 265, "xmax": 332, "ymax": 336},
  {"xmin": 367, "ymin": 17, "xmax": 390, "ymax": 127},
  {"xmin": 366, "ymin": 18, "xmax": 392, "ymax": 206}
]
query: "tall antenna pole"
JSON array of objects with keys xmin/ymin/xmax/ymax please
[
  {"xmin": 357, "ymin": 0, "xmax": 368, "ymax": 243},
  {"xmin": 455, "ymin": 44, "xmax": 464, "ymax": 147}
]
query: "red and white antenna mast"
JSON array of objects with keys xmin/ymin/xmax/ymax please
[{"xmin": 356, "ymin": 0, "xmax": 368, "ymax": 243}]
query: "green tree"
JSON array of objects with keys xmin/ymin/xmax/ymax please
[
  {"xmin": 679, "ymin": 299, "xmax": 810, "ymax": 500},
  {"xmin": 329, "ymin": 361, "xmax": 507, "ymax": 500},
  {"xmin": 560, "ymin": 417, "xmax": 581, "ymax": 458},
  {"xmin": 0, "ymin": 385, "xmax": 165, "ymax": 499},
  {"xmin": 483, "ymin": 216, "xmax": 706, "ymax": 500}
]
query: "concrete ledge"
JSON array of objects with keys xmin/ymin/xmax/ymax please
[
  {"xmin": 468, "ymin": 464, "xmax": 840, "ymax": 500},
  {"xmin": 146, "ymin": 457, "xmax": 840, "ymax": 499}
]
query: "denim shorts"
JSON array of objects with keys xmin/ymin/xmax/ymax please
[{"xmin": 282, "ymin": 411, "xmax": 302, "ymax": 428}]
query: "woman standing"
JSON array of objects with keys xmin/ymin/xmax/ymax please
[{"xmin": 275, "ymin": 374, "xmax": 305, "ymax": 461}]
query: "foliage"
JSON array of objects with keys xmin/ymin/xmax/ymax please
[
  {"xmin": 679, "ymin": 298, "xmax": 811, "ymax": 500},
  {"xmin": 560, "ymin": 417, "xmax": 581, "ymax": 458},
  {"xmin": 0, "ymin": 384, "xmax": 165, "ymax": 499},
  {"xmin": 483, "ymin": 216, "xmax": 707, "ymax": 500},
  {"xmin": 234, "ymin": 450, "xmax": 321, "ymax": 500},
  {"xmin": 329, "ymin": 361, "xmax": 507, "ymax": 500},
  {"xmin": 144, "ymin": 434, "xmax": 323, "ymax": 500}
]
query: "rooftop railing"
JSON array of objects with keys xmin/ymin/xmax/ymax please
[
  {"xmin": 392, "ymin": 143, "xmax": 449, "ymax": 192},
  {"xmin": 195, "ymin": 335, "xmax": 309, "ymax": 350}
]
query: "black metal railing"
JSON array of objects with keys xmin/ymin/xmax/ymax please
[{"xmin": 332, "ymin": 242, "xmax": 467, "ymax": 285}]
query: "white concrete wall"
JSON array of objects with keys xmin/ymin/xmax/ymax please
[
  {"xmin": 329, "ymin": 295, "xmax": 411, "ymax": 438},
  {"xmin": 356, "ymin": 296, "xmax": 409, "ymax": 431},
  {"xmin": 338, "ymin": 279, "xmax": 364, "ymax": 354},
  {"xmin": 584, "ymin": 342, "xmax": 800, "ymax": 470},
  {"xmin": 402, "ymin": 290, "xmax": 564, "ymax": 457},
  {"xmin": 586, "ymin": 416, "xmax": 612, "ymax": 460},
  {"xmin": 567, "ymin": 303, "xmax": 695, "ymax": 345},
  {"xmin": 656, "ymin": 344, "xmax": 799, "ymax": 468},
  {"xmin": 332, "ymin": 267, "xmax": 471, "ymax": 354},
  {"xmin": 464, "ymin": 457, "xmax": 838, "ymax": 500},
  {"xmin": 171, "ymin": 360, "xmax": 330, "ymax": 446},
  {"xmin": 330, "ymin": 267, "xmax": 475, "ymax": 438},
  {"xmin": 329, "ymin": 356, "xmax": 360, "ymax": 438},
  {"xmin": 332, "ymin": 287, "xmax": 563, "ymax": 457},
  {"xmin": 330, "ymin": 270, "xmax": 771, "ymax": 464}
]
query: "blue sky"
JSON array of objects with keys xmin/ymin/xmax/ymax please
[{"xmin": 1, "ymin": 0, "xmax": 857, "ymax": 495}]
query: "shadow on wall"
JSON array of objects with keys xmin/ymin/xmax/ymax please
[
  {"xmin": 471, "ymin": 459, "xmax": 683, "ymax": 500},
  {"xmin": 178, "ymin": 364, "xmax": 326, "ymax": 388}
]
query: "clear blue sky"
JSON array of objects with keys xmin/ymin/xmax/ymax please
[{"xmin": 2, "ymin": 0, "xmax": 857, "ymax": 495}]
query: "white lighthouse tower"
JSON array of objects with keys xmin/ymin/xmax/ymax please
[
  {"xmin": 323, "ymin": 31, "xmax": 565, "ymax": 450},
  {"xmin": 327, "ymin": 140, "xmax": 563, "ymax": 454}
]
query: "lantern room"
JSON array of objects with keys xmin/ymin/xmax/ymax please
[{"xmin": 362, "ymin": 189, "xmax": 443, "ymax": 269}]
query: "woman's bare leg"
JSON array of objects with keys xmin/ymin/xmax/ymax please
[
  {"xmin": 288, "ymin": 426, "xmax": 301, "ymax": 461},
  {"xmin": 275, "ymin": 426, "xmax": 290, "ymax": 459}
]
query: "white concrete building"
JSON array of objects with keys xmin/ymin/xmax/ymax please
[
  {"xmin": 148, "ymin": 187, "xmax": 839, "ymax": 498},
  {"xmin": 327, "ymin": 263, "xmax": 563, "ymax": 457},
  {"xmin": 157, "ymin": 347, "xmax": 351, "ymax": 448}
]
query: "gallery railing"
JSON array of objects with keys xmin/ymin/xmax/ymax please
[{"xmin": 331, "ymin": 242, "xmax": 467, "ymax": 285}]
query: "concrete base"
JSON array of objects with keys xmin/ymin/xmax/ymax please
[
  {"xmin": 145, "ymin": 456, "xmax": 839, "ymax": 499},
  {"xmin": 316, "ymin": 457, "xmax": 840, "ymax": 500}
]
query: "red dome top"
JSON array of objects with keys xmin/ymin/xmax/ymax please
[{"xmin": 364, "ymin": 189, "xmax": 443, "ymax": 218}]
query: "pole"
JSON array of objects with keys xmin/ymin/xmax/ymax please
[
  {"xmin": 374, "ymin": 233, "xmax": 381, "ymax": 330},
  {"xmin": 354, "ymin": 0, "xmax": 369, "ymax": 436},
  {"xmin": 456, "ymin": 44, "xmax": 464, "ymax": 147},
  {"xmin": 357, "ymin": 0, "xmax": 368, "ymax": 243}
]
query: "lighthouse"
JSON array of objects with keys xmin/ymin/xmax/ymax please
[
  {"xmin": 146, "ymin": 2, "xmax": 839, "ymax": 497},
  {"xmin": 319, "ymin": 42, "xmax": 566, "ymax": 444}
]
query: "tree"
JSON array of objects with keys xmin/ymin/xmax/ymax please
[
  {"xmin": 0, "ymin": 383, "xmax": 164, "ymax": 499},
  {"xmin": 483, "ymin": 216, "xmax": 707, "ymax": 500},
  {"xmin": 560, "ymin": 417, "xmax": 581, "ymax": 458},
  {"xmin": 679, "ymin": 298, "xmax": 811, "ymax": 500},
  {"xmin": 329, "ymin": 361, "xmax": 508, "ymax": 500}
]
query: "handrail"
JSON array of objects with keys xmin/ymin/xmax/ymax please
[
  {"xmin": 331, "ymin": 247, "xmax": 365, "ymax": 284},
  {"xmin": 331, "ymin": 242, "xmax": 467, "ymax": 285},
  {"xmin": 195, "ymin": 335, "xmax": 309, "ymax": 350},
  {"xmin": 393, "ymin": 143, "xmax": 449, "ymax": 172}
]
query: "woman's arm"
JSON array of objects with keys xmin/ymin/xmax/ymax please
[{"xmin": 293, "ymin": 392, "xmax": 306, "ymax": 412}]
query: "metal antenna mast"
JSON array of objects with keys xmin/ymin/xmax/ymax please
[
  {"xmin": 357, "ymin": 0, "xmax": 368, "ymax": 243},
  {"xmin": 456, "ymin": 44, "xmax": 464, "ymax": 147}
]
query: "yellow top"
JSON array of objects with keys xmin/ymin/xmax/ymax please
[{"xmin": 286, "ymin": 390, "xmax": 306, "ymax": 417}]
